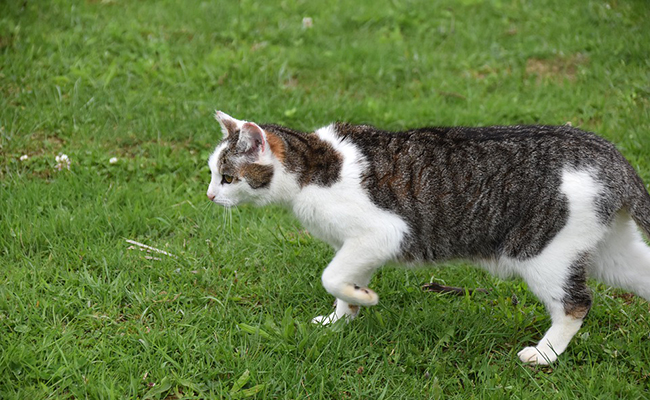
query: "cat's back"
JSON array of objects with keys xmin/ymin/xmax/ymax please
[
  {"xmin": 328, "ymin": 123, "xmax": 635, "ymax": 261},
  {"xmin": 335, "ymin": 123, "xmax": 613, "ymax": 157},
  {"xmin": 333, "ymin": 122, "xmax": 626, "ymax": 185}
]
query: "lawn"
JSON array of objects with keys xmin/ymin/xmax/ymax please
[{"xmin": 1, "ymin": 0, "xmax": 649, "ymax": 398}]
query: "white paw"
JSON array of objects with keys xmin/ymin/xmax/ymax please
[
  {"xmin": 517, "ymin": 346, "xmax": 556, "ymax": 365},
  {"xmin": 356, "ymin": 286, "xmax": 379, "ymax": 306},
  {"xmin": 311, "ymin": 312, "xmax": 343, "ymax": 325},
  {"xmin": 341, "ymin": 284, "xmax": 379, "ymax": 307}
]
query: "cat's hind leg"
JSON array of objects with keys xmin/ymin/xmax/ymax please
[
  {"xmin": 516, "ymin": 168, "xmax": 607, "ymax": 364},
  {"xmin": 517, "ymin": 253, "xmax": 593, "ymax": 365},
  {"xmin": 591, "ymin": 211, "xmax": 650, "ymax": 301}
]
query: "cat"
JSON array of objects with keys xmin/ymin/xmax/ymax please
[{"xmin": 206, "ymin": 111, "xmax": 650, "ymax": 365}]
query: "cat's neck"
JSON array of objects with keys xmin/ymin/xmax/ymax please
[{"xmin": 262, "ymin": 124, "xmax": 344, "ymax": 193}]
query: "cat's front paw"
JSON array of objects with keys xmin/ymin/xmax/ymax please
[
  {"xmin": 517, "ymin": 346, "xmax": 557, "ymax": 365},
  {"xmin": 341, "ymin": 284, "xmax": 379, "ymax": 306},
  {"xmin": 312, "ymin": 312, "xmax": 346, "ymax": 325}
]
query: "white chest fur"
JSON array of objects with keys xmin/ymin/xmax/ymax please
[{"xmin": 291, "ymin": 125, "xmax": 409, "ymax": 258}]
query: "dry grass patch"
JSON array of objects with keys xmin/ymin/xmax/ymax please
[{"xmin": 525, "ymin": 53, "xmax": 589, "ymax": 84}]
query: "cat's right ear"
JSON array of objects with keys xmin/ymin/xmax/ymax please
[
  {"xmin": 214, "ymin": 110, "xmax": 237, "ymax": 139},
  {"xmin": 238, "ymin": 122, "xmax": 267, "ymax": 158}
]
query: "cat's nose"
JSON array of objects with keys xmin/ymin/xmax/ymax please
[{"xmin": 207, "ymin": 192, "xmax": 216, "ymax": 201}]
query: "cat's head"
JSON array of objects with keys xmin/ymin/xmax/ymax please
[{"xmin": 206, "ymin": 111, "xmax": 284, "ymax": 207}]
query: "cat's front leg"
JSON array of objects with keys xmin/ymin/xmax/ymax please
[
  {"xmin": 320, "ymin": 240, "xmax": 386, "ymax": 307},
  {"xmin": 312, "ymin": 239, "xmax": 389, "ymax": 324},
  {"xmin": 311, "ymin": 299, "xmax": 360, "ymax": 325}
]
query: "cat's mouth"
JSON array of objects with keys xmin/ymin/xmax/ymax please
[{"xmin": 211, "ymin": 198, "xmax": 236, "ymax": 208}]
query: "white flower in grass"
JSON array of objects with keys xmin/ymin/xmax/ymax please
[
  {"xmin": 55, "ymin": 153, "xmax": 71, "ymax": 171},
  {"xmin": 19, "ymin": 154, "xmax": 29, "ymax": 161},
  {"xmin": 302, "ymin": 17, "xmax": 313, "ymax": 29},
  {"xmin": 109, "ymin": 157, "xmax": 118, "ymax": 164}
]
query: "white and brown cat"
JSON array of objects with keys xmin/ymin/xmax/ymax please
[{"xmin": 206, "ymin": 111, "xmax": 650, "ymax": 365}]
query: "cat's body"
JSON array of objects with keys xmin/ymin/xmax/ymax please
[{"xmin": 207, "ymin": 111, "xmax": 650, "ymax": 365}]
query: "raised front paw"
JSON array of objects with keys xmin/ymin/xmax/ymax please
[
  {"xmin": 517, "ymin": 346, "xmax": 557, "ymax": 365},
  {"xmin": 341, "ymin": 284, "xmax": 378, "ymax": 306}
]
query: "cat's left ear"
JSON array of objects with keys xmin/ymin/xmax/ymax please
[{"xmin": 238, "ymin": 122, "xmax": 267, "ymax": 158}]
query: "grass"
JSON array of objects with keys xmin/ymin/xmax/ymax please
[{"xmin": 1, "ymin": 0, "xmax": 649, "ymax": 398}]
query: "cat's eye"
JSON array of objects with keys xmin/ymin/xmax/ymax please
[{"xmin": 222, "ymin": 174, "xmax": 234, "ymax": 184}]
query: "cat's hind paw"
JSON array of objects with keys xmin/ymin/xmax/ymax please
[{"xmin": 517, "ymin": 346, "xmax": 557, "ymax": 365}]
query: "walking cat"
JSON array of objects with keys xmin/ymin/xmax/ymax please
[{"xmin": 206, "ymin": 111, "xmax": 650, "ymax": 365}]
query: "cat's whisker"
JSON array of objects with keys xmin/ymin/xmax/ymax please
[
  {"xmin": 220, "ymin": 204, "xmax": 228, "ymax": 228},
  {"xmin": 223, "ymin": 206, "xmax": 229, "ymax": 228},
  {"xmin": 217, "ymin": 202, "xmax": 235, "ymax": 234}
]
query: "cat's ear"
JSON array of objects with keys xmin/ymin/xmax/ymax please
[
  {"xmin": 214, "ymin": 110, "xmax": 238, "ymax": 139},
  {"xmin": 238, "ymin": 122, "xmax": 267, "ymax": 158}
]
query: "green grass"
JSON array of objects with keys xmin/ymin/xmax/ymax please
[{"xmin": 1, "ymin": 0, "xmax": 650, "ymax": 398}]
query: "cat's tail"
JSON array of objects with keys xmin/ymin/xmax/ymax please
[
  {"xmin": 627, "ymin": 175, "xmax": 650, "ymax": 239},
  {"xmin": 588, "ymin": 170, "xmax": 650, "ymax": 302}
]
